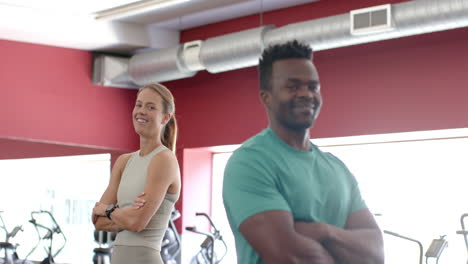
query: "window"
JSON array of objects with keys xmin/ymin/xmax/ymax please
[
  {"xmin": 211, "ymin": 129, "xmax": 468, "ymax": 263},
  {"xmin": 212, "ymin": 152, "xmax": 236, "ymax": 264},
  {"xmin": 0, "ymin": 154, "xmax": 110, "ymax": 264}
]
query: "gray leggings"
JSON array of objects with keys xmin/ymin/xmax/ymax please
[{"xmin": 111, "ymin": 245, "xmax": 163, "ymax": 264}]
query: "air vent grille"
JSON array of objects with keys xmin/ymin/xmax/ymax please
[{"xmin": 350, "ymin": 4, "xmax": 393, "ymax": 35}]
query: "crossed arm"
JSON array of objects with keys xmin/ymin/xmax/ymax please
[
  {"xmin": 92, "ymin": 150, "xmax": 179, "ymax": 232},
  {"xmin": 240, "ymin": 210, "xmax": 335, "ymax": 264},
  {"xmin": 294, "ymin": 209, "xmax": 384, "ymax": 264},
  {"xmin": 240, "ymin": 209, "xmax": 384, "ymax": 264}
]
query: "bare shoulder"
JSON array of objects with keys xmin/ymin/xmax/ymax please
[
  {"xmin": 113, "ymin": 153, "xmax": 133, "ymax": 172},
  {"xmin": 149, "ymin": 149, "xmax": 179, "ymax": 168},
  {"xmin": 116, "ymin": 153, "xmax": 132, "ymax": 163},
  {"xmin": 147, "ymin": 149, "xmax": 180, "ymax": 194},
  {"xmin": 148, "ymin": 149, "xmax": 180, "ymax": 182}
]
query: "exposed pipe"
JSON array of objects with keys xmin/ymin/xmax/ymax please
[
  {"xmin": 128, "ymin": 44, "xmax": 196, "ymax": 85},
  {"xmin": 264, "ymin": 0, "xmax": 468, "ymax": 51},
  {"xmin": 93, "ymin": 0, "xmax": 468, "ymax": 88},
  {"xmin": 200, "ymin": 25, "xmax": 274, "ymax": 73}
]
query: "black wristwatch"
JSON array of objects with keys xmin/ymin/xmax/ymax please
[{"xmin": 105, "ymin": 204, "xmax": 119, "ymax": 219}]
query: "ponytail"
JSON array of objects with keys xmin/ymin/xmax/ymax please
[{"xmin": 161, "ymin": 115, "xmax": 178, "ymax": 152}]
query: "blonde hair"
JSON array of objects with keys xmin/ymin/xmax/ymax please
[{"xmin": 138, "ymin": 83, "xmax": 178, "ymax": 152}]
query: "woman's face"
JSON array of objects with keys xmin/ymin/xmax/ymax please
[{"xmin": 132, "ymin": 88, "xmax": 169, "ymax": 138}]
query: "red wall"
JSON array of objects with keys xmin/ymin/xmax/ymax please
[
  {"xmin": 170, "ymin": 0, "xmax": 468, "ymax": 229},
  {"xmin": 181, "ymin": 148, "xmax": 213, "ymax": 231},
  {"xmin": 0, "ymin": 40, "xmax": 139, "ymax": 152}
]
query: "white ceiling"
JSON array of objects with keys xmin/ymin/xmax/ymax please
[{"xmin": 0, "ymin": 0, "xmax": 319, "ymax": 54}]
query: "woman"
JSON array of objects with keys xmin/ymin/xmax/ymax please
[{"xmin": 92, "ymin": 82, "xmax": 181, "ymax": 264}]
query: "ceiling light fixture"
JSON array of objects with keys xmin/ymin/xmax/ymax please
[{"xmin": 94, "ymin": 0, "xmax": 191, "ymax": 21}]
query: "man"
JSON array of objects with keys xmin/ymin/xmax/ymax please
[{"xmin": 223, "ymin": 40, "xmax": 384, "ymax": 264}]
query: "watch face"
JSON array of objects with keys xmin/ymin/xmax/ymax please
[{"xmin": 106, "ymin": 204, "xmax": 114, "ymax": 212}]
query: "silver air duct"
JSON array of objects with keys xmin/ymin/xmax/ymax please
[
  {"xmin": 264, "ymin": 0, "xmax": 468, "ymax": 51},
  {"xmin": 264, "ymin": 14, "xmax": 351, "ymax": 51},
  {"xmin": 93, "ymin": 0, "xmax": 468, "ymax": 88},
  {"xmin": 128, "ymin": 44, "xmax": 196, "ymax": 85},
  {"xmin": 92, "ymin": 55, "xmax": 137, "ymax": 88},
  {"xmin": 200, "ymin": 25, "xmax": 274, "ymax": 73}
]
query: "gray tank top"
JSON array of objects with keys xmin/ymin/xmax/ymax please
[{"xmin": 114, "ymin": 145, "xmax": 179, "ymax": 250}]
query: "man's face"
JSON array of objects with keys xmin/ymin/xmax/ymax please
[{"xmin": 263, "ymin": 58, "xmax": 322, "ymax": 131}]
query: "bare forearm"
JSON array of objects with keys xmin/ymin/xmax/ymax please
[
  {"xmin": 107, "ymin": 208, "xmax": 146, "ymax": 232},
  {"xmin": 93, "ymin": 201, "xmax": 152, "ymax": 232},
  {"xmin": 95, "ymin": 216, "xmax": 124, "ymax": 232},
  {"xmin": 324, "ymin": 228, "xmax": 384, "ymax": 264},
  {"xmin": 264, "ymin": 234, "xmax": 335, "ymax": 264},
  {"xmin": 294, "ymin": 221, "xmax": 383, "ymax": 264},
  {"xmin": 292, "ymin": 235, "xmax": 336, "ymax": 264}
]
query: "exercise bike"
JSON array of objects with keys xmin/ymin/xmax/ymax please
[
  {"xmin": 185, "ymin": 213, "xmax": 227, "ymax": 264},
  {"xmin": 385, "ymin": 230, "xmax": 448, "ymax": 264},
  {"xmin": 384, "ymin": 230, "xmax": 424, "ymax": 264},
  {"xmin": 377, "ymin": 213, "xmax": 448, "ymax": 264},
  {"xmin": 23, "ymin": 211, "xmax": 66, "ymax": 264},
  {"xmin": 0, "ymin": 211, "xmax": 23, "ymax": 264}
]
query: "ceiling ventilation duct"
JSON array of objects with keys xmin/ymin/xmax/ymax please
[
  {"xmin": 128, "ymin": 44, "xmax": 196, "ymax": 85},
  {"xmin": 94, "ymin": 0, "xmax": 468, "ymax": 88},
  {"xmin": 264, "ymin": 14, "xmax": 350, "ymax": 51},
  {"xmin": 92, "ymin": 55, "xmax": 137, "ymax": 88},
  {"xmin": 199, "ymin": 25, "xmax": 274, "ymax": 73},
  {"xmin": 264, "ymin": 0, "xmax": 468, "ymax": 51}
]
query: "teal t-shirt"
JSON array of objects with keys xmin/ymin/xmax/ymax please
[{"xmin": 222, "ymin": 128, "xmax": 367, "ymax": 264}]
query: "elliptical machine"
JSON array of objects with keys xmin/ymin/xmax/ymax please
[
  {"xmin": 23, "ymin": 211, "xmax": 66, "ymax": 264},
  {"xmin": 0, "ymin": 211, "xmax": 23, "ymax": 264}
]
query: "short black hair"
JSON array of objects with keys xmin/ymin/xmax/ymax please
[{"xmin": 258, "ymin": 40, "xmax": 313, "ymax": 91}]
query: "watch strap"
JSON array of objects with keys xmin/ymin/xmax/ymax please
[{"xmin": 106, "ymin": 204, "xmax": 119, "ymax": 220}]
